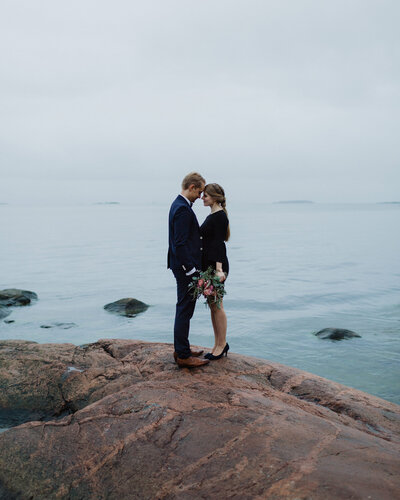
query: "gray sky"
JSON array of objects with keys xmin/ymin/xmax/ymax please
[{"xmin": 0, "ymin": 0, "xmax": 399, "ymax": 204}]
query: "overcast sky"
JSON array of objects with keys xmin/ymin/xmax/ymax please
[{"xmin": 0, "ymin": 0, "xmax": 399, "ymax": 204}]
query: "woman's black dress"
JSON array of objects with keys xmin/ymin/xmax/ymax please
[{"xmin": 200, "ymin": 210, "xmax": 229, "ymax": 275}]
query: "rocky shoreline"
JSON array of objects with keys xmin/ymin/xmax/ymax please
[{"xmin": 0, "ymin": 338, "xmax": 399, "ymax": 499}]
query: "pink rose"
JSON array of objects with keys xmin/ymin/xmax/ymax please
[{"xmin": 198, "ymin": 279, "xmax": 204, "ymax": 287}]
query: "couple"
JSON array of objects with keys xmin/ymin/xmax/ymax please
[{"xmin": 168, "ymin": 172, "xmax": 230, "ymax": 368}]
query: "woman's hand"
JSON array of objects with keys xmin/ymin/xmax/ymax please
[{"xmin": 215, "ymin": 270, "xmax": 226, "ymax": 282}]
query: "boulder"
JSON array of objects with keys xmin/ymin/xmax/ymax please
[
  {"xmin": 0, "ymin": 339, "xmax": 399, "ymax": 500},
  {"xmin": 0, "ymin": 289, "xmax": 38, "ymax": 307},
  {"xmin": 104, "ymin": 298, "xmax": 149, "ymax": 317},
  {"xmin": 314, "ymin": 328, "xmax": 361, "ymax": 340}
]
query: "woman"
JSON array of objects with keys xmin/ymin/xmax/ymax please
[{"xmin": 200, "ymin": 183, "xmax": 230, "ymax": 360}]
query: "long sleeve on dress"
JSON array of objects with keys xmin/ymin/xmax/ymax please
[{"xmin": 200, "ymin": 211, "xmax": 229, "ymax": 274}]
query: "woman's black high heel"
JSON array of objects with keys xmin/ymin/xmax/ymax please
[{"xmin": 204, "ymin": 343, "xmax": 229, "ymax": 360}]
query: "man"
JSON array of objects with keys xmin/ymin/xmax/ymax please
[{"xmin": 168, "ymin": 172, "xmax": 209, "ymax": 368}]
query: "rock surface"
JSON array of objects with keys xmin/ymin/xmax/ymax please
[
  {"xmin": 0, "ymin": 339, "xmax": 399, "ymax": 499},
  {"xmin": 104, "ymin": 298, "xmax": 149, "ymax": 317},
  {"xmin": 314, "ymin": 327, "xmax": 361, "ymax": 340}
]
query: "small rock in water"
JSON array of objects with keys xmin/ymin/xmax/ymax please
[
  {"xmin": 40, "ymin": 322, "xmax": 77, "ymax": 330},
  {"xmin": 4, "ymin": 320, "xmax": 15, "ymax": 324},
  {"xmin": 104, "ymin": 298, "xmax": 149, "ymax": 317},
  {"xmin": 314, "ymin": 328, "xmax": 361, "ymax": 340},
  {"xmin": 0, "ymin": 289, "xmax": 38, "ymax": 307}
]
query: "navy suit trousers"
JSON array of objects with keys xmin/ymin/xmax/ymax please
[{"xmin": 172, "ymin": 268, "xmax": 197, "ymax": 359}]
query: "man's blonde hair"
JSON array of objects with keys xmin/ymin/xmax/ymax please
[{"xmin": 181, "ymin": 172, "xmax": 206, "ymax": 190}]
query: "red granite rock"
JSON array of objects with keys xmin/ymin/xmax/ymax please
[{"xmin": 0, "ymin": 339, "xmax": 399, "ymax": 499}]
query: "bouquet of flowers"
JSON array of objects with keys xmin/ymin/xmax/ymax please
[{"xmin": 188, "ymin": 266, "xmax": 226, "ymax": 309}]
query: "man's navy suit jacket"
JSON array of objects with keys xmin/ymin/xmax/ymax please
[{"xmin": 168, "ymin": 195, "xmax": 202, "ymax": 272}]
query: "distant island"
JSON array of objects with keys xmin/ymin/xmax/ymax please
[
  {"xmin": 93, "ymin": 202, "xmax": 120, "ymax": 205},
  {"xmin": 273, "ymin": 200, "xmax": 314, "ymax": 204},
  {"xmin": 377, "ymin": 201, "xmax": 400, "ymax": 205}
]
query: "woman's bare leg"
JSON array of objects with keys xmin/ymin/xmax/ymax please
[
  {"xmin": 210, "ymin": 300, "xmax": 227, "ymax": 355},
  {"xmin": 210, "ymin": 307, "xmax": 218, "ymax": 352}
]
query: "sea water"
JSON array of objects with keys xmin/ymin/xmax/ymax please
[{"xmin": 1, "ymin": 202, "xmax": 399, "ymax": 404}]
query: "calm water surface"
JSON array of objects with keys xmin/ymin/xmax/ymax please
[{"xmin": 1, "ymin": 203, "xmax": 399, "ymax": 404}]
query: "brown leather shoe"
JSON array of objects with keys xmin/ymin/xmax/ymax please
[
  {"xmin": 190, "ymin": 349, "xmax": 204, "ymax": 357},
  {"xmin": 173, "ymin": 350, "xmax": 204, "ymax": 361},
  {"xmin": 175, "ymin": 356, "xmax": 209, "ymax": 368}
]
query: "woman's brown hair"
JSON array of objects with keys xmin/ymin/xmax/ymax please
[{"xmin": 204, "ymin": 183, "xmax": 230, "ymax": 241}]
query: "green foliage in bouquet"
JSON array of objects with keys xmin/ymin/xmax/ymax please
[{"xmin": 188, "ymin": 266, "xmax": 226, "ymax": 309}]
